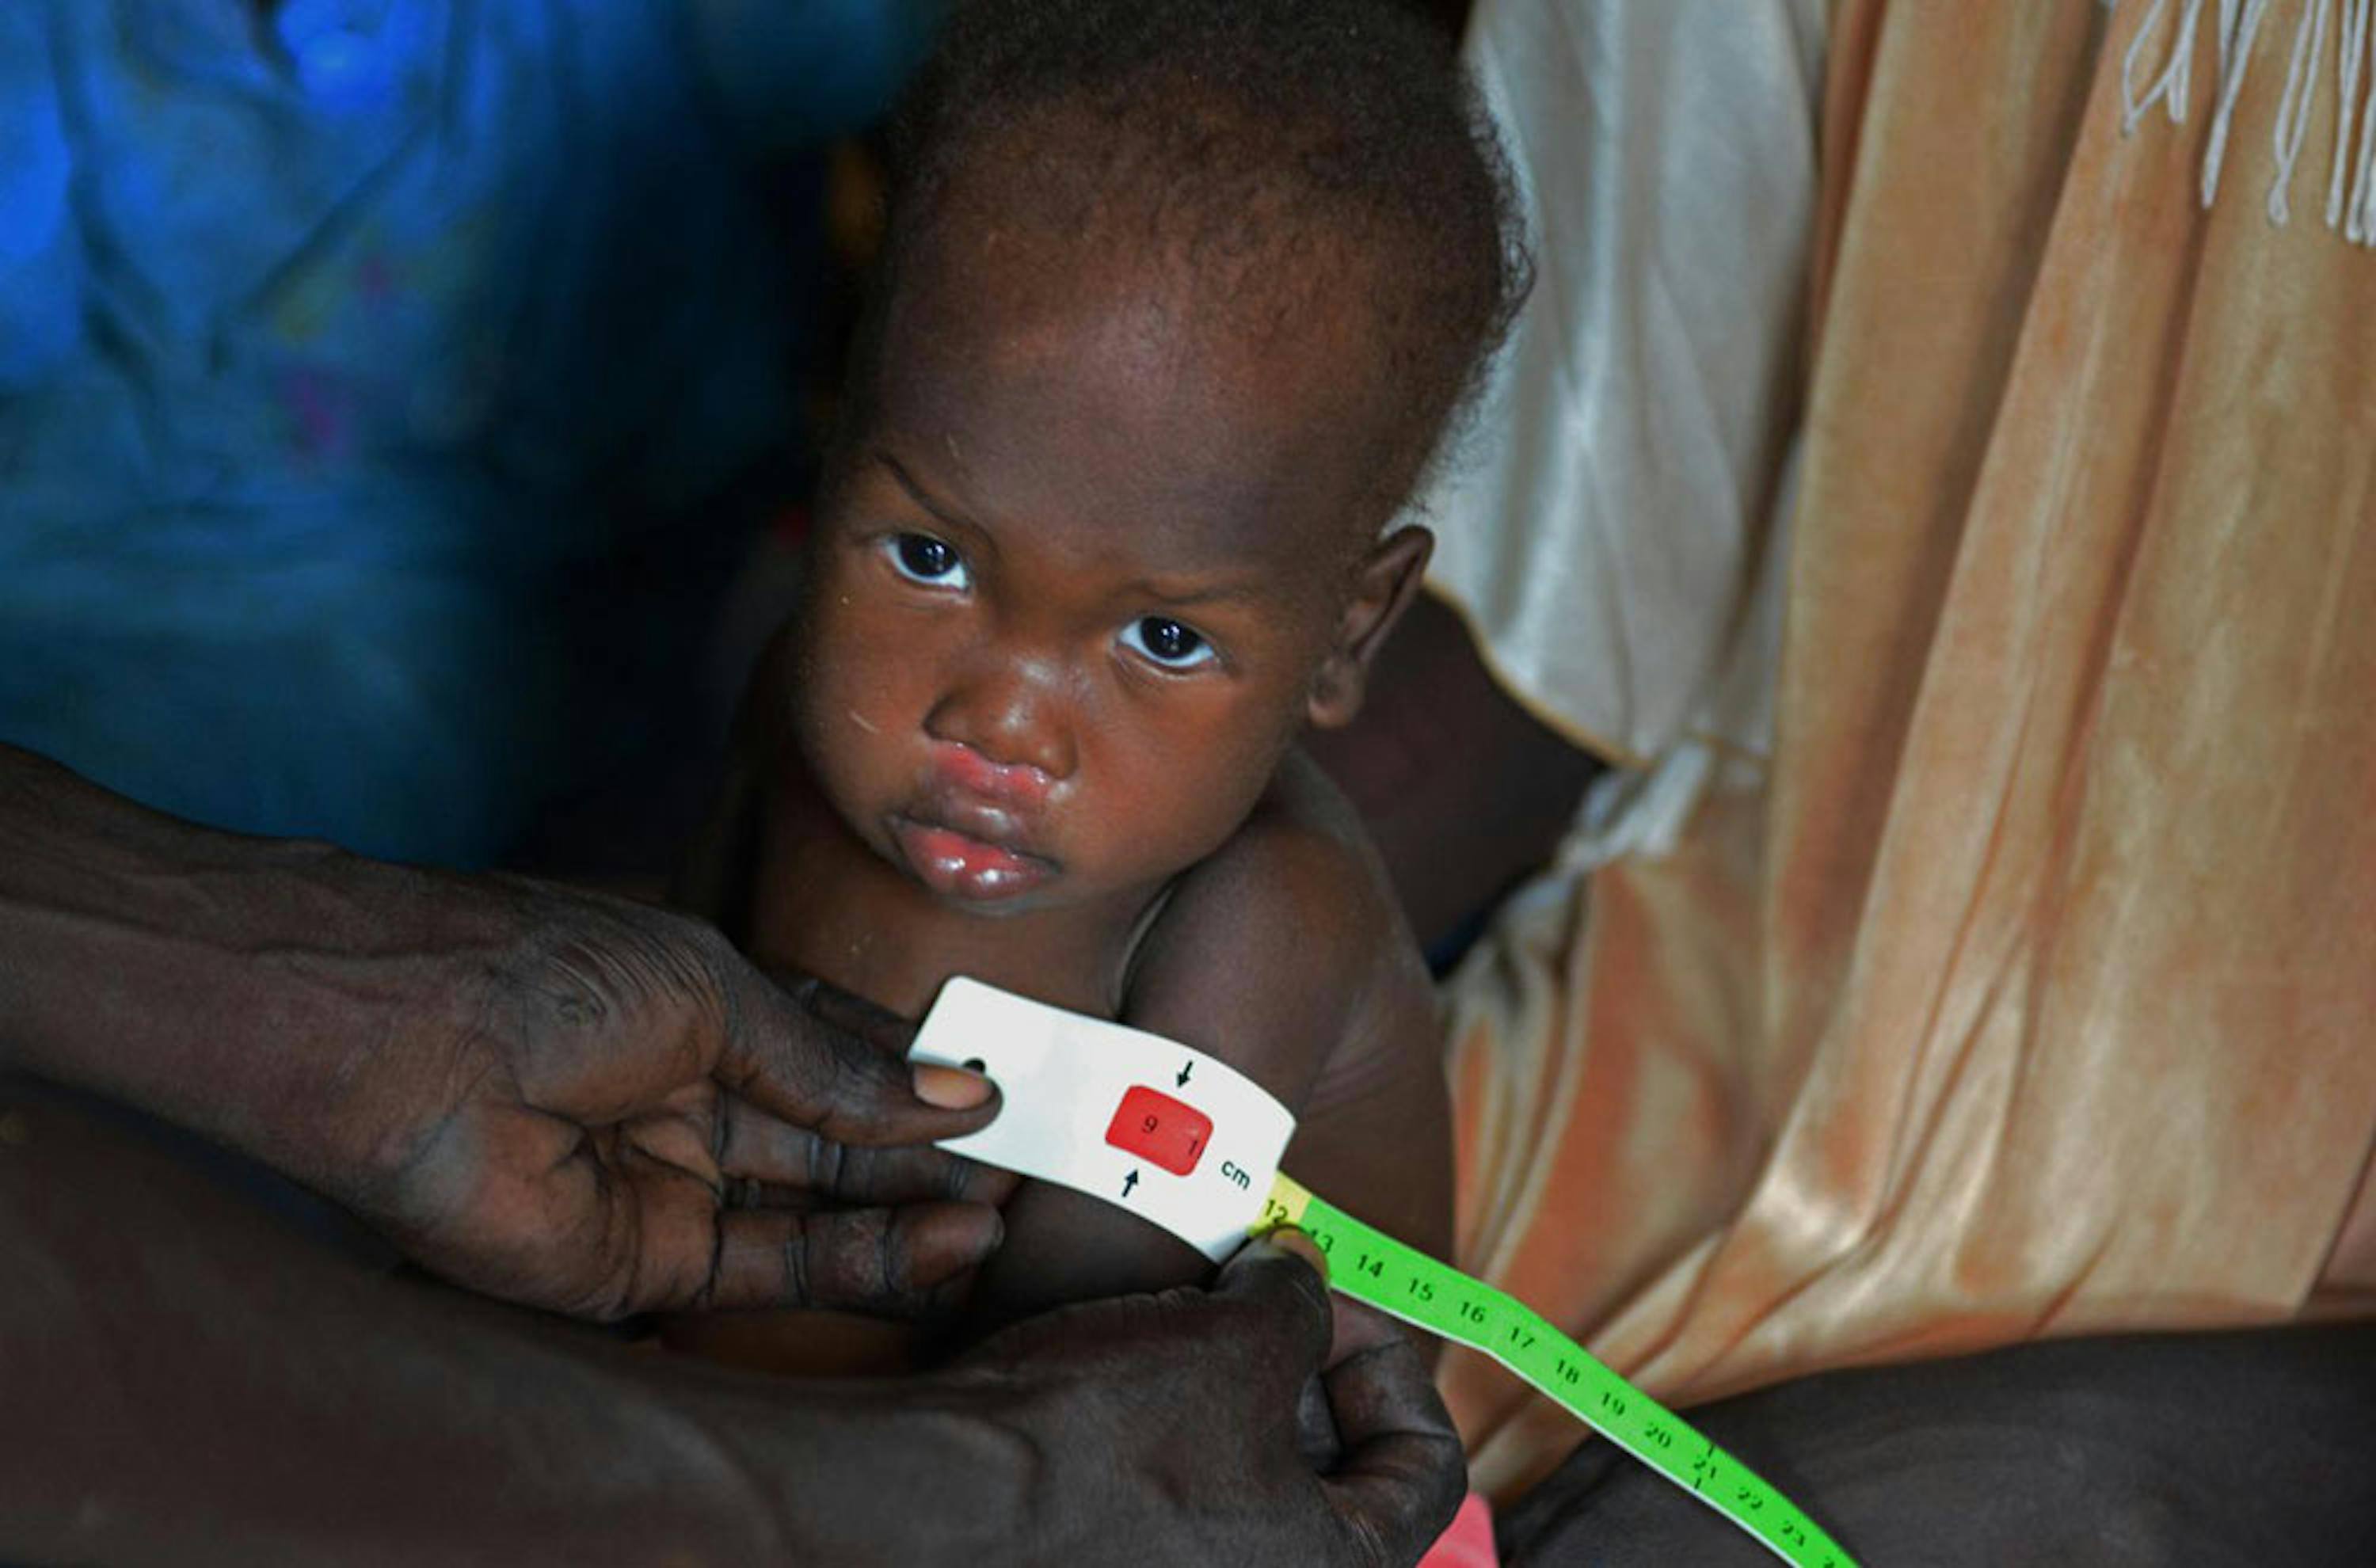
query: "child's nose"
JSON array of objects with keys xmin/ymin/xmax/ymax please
[{"xmin": 923, "ymin": 653, "xmax": 1078, "ymax": 782}]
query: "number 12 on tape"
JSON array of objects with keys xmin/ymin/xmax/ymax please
[{"xmin": 1259, "ymin": 1175, "xmax": 1857, "ymax": 1568}]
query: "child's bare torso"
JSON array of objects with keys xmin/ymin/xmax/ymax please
[{"xmin": 672, "ymin": 679, "xmax": 1452, "ymax": 1369}]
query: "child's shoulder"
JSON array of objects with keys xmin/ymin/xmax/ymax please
[
  {"xmin": 1121, "ymin": 748, "xmax": 1451, "ymax": 1254},
  {"xmin": 1119, "ymin": 747, "xmax": 1428, "ymax": 1107}
]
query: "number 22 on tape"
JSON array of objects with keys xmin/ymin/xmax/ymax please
[{"xmin": 1258, "ymin": 1175, "xmax": 1856, "ymax": 1568}]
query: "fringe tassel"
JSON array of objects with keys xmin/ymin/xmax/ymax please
[
  {"xmin": 2329, "ymin": 0, "xmax": 2371, "ymax": 228},
  {"xmin": 2111, "ymin": 0, "xmax": 2376, "ymax": 241},
  {"xmin": 2351, "ymin": 7, "xmax": 2376, "ymax": 238},
  {"xmin": 2203, "ymin": 0, "xmax": 2275, "ymax": 205},
  {"xmin": 2123, "ymin": 0, "xmax": 2207, "ymax": 128},
  {"xmin": 2268, "ymin": 0, "xmax": 2329, "ymax": 223}
]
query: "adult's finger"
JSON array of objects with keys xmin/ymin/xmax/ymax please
[
  {"xmin": 768, "ymin": 968, "xmax": 916, "ymax": 1059},
  {"xmin": 703, "ymin": 1201, "xmax": 1005, "ymax": 1316},
  {"xmin": 714, "ymin": 964, "xmax": 1000, "ymax": 1146},
  {"xmin": 1210, "ymin": 1231, "xmax": 1338, "ymax": 1393},
  {"xmin": 714, "ymin": 1095, "xmax": 1017, "ymax": 1208},
  {"xmin": 1318, "ymin": 1303, "xmax": 1466, "ymax": 1566}
]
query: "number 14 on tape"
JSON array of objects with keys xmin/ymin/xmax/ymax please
[{"xmin": 1258, "ymin": 1175, "xmax": 1857, "ymax": 1568}]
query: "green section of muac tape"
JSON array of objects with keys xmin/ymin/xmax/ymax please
[{"xmin": 1260, "ymin": 1174, "xmax": 1857, "ymax": 1568}]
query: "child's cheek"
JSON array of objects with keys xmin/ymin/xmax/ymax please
[
  {"xmin": 1111, "ymin": 717, "xmax": 1280, "ymax": 871},
  {"xmin": 789, "ymin": 592, "xmax": 899, "ymax": 775}
]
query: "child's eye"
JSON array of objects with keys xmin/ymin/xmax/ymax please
[
  {"xmin": 884, "ymin": 532, "xmax": 969, "ymax": 589},
  {"xmin": 1120, "ymin": 616, "xmax": 1218, "ymax": 671}
]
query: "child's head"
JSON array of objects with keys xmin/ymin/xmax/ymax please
[{"xmin": 792, "ymin": 0, "xmax": 1526, "ymax": 915}]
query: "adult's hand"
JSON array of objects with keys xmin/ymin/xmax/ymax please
[
  {"xmin": 934, "ymin": 1233, "xmax": 1467, "ymax": 1566},
  {"xmin": 322, "ymin": 879, "xmax": 1018, "ymax": 1319},
  {"xmin": 4, "ymin": 1086, "xmax": 1463, "ymax": 1567},
  {"xmin": 0, "ymin": 744, "xmax": 1011, "ymax": 1321}
]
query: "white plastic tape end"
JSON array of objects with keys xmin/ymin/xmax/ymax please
[{"xmin": 909, "ymin": 977, "xmax": 1296, "ymax": 1260}]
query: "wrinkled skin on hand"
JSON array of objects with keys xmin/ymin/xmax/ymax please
[
  {"xmin": 0, "ymin": 1086, "xmax": 1466, "ymax": 1566},
  {"xmin": 944, "ymin": 1234, "xmax": 1467, "ymax": 1567},
  {"xmin": 334, "ymin": 877, "xmax": 1015, "ymax": 1321}
]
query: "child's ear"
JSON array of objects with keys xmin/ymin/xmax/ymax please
[{"xmin": 1307, "ymin": 525, "xmax": 1433, "ymax": 729}]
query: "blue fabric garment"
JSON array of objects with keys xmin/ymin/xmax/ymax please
[{"xmin": 0, "ymin": 0, "xmax": 935, "ymax": 866}]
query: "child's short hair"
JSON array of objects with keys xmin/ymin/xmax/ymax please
[{"xmin": 875, "ymin": 0, "xmax": 1530, "ymax": 522}]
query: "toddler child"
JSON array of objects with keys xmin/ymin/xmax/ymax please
[{"xmin": 679, "ymin": 0, "xmax": 1527, "ymax": 1356}]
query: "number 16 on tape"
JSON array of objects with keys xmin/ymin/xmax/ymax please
[{"xmin": 1259, "ymin": 1175, "xmax": 1856, "ymax": 1568}]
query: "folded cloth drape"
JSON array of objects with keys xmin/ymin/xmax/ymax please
[{"xmin": 1433, "ymin": 0, "xmax": 2376, "ymax": 1501}]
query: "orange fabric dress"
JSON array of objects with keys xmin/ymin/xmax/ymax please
[{"xmin": 1434, "ymin": 0, "xmax": 2376, "ymax": 1501}]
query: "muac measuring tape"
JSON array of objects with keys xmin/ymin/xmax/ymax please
[{"xmin": 912, "ymin": 979, "xmax": 1856, "ymax": 1568}]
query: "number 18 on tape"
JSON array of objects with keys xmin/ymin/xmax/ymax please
[{"xmin": 912, "ymin": 979, "xmax": 1857, "ymax": 1568}]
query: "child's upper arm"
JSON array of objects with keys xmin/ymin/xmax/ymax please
[{"xmin": 956, "ymin": 757, "xmax": 1453, "ymax": 1332}]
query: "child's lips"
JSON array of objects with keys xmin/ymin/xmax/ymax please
[{"xmin": 889, "ymin": 813, "xmax": 1057, "ymax": 901}]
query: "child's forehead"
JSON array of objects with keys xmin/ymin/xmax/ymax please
[{"xmin": 856, "ymin": 213, "xmax": 1396, "ymax": 573}]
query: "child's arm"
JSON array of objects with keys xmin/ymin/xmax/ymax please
[{"xmin": 957, "ymin": 753, "xmax": 1453, "ymax": 1333}]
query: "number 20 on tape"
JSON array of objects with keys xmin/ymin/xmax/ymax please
[{"xmin": 1258, "ymin": 1176, "xmax": 1857, "ymax": 1568}]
